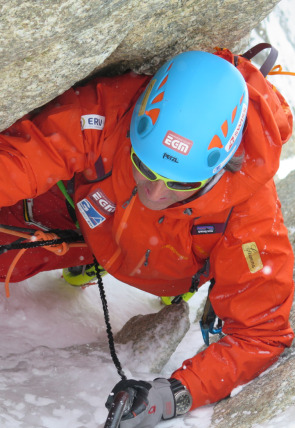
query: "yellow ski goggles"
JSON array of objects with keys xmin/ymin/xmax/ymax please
[{"xmin": 131, "ymin": 148, "xmax": 208, "ymax": 191}]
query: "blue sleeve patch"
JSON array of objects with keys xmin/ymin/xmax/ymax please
[{"xmin": 77, "ymin": 199, "xmax": 106, "ymax": 229}]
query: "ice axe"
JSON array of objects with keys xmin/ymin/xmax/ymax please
[{"xmin": 104, "ymin": 390, "xmax": 131, "ymax": 428}]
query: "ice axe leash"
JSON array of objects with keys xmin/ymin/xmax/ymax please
[{"xmin": 93, "ymin": 259, "xmax": 130, "ymax": 428}]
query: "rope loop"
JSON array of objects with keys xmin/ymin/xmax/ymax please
[
  {"xmin": 269, "ymin": 64, "xmax": 295, "ymax": 76},
  {"xmin": 33, "ymin": 231, "xmax": 69, "ymax": 255}
]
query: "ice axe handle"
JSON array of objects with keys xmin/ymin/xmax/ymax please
[{"xmin": 104, "ymin": 390, "xmax": 130, "ymax": 428}]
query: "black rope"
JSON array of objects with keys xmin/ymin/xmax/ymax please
[
  {"xmin": 93, "ymin": 257, "xmax": 127, "ymax": 381},
  {"xmin": 0, "ymin": 229, "xmax": 83, "ymax": 252},
  {"xmin": 1, "ymin": 237, "xmax": 77, "ymax": 252},
  {"xmin": 0, "ymin": 224, "xmax": 126, "ymax": 379}
]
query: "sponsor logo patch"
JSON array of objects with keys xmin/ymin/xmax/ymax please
[
  {"xmin": 77, "ymin": 199, "xmax": 106, "ymax": 229},
  {"xmin": 162, "ymin": 131, "xmax": 193, "ymax": 155},
  {"xmin": 89, "ymin": 189, "xmax": 116, "ymax": 215},
  {"xmin": 242, "ymin": 242, "xmax": 263, "ymax": 273},
  {"xmin": 225, "ymin": 103, "xmax": 247, "ymax": 152},
  {"xmin": 163, "ymin": 152, "xmax": 179, "ymax": 163},
  {"xmin": 148, "ymin": 405, "xmax": 156, "ymax": 414},
  {"xmin": 81, "ymin": 114, "xmax": 105, "ymax": 131},
  {"xmin": 195, "ymin": 225, "xmax": 215, "ymax": 234}
]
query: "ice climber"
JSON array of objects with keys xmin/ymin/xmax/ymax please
[{"xmin": 0, "ymin": 47, "xmax": 294, "ymax": 426}]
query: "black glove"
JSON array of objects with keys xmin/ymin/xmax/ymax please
[{"xmin": 105, "ymin": 378, "xmax": 175, "ymax": 428}]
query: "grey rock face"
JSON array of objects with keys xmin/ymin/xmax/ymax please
[
  {"xmin": 277, "ymin": 170, "xmax": 295, "ymax": 252},
  {"xmin": 211, "ymin": 302, "xmax": 295, "ymax": 428},
  {"xmin": 115, "ymin": 301, "xmax": 190, "ymax": 373},
  {"xmin": 1, "ymin": 0, "xmax": 280, "ymax": 131}
]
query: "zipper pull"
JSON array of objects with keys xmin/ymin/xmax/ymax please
[
  {"xmin": 144, "ymin": 249, "xmax": 151, "ymax": 266},
  {"xmin": 122, "ymin": 187, "xmax": 138, "ymax": 209}
]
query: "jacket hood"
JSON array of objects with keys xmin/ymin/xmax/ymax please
[{"xmin": 162, "ymin": 73, "xmax": 293, "ymax": 219}]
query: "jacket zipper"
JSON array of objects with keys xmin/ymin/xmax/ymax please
[
  {"xmin": 122, "ymin": 186, "xmax": 137, "ymax": 209},
  {"xmin": 130, "ymin": 248, "xmax": 151, "ymax": 276},
  {"xmin": 105, "ymin": 188, "xmax": 138, "ymax": 271},
  {"xmin": 144, "ymin": 249, "xmax": 151, "ymax": 266},
  {"xmin": 115, "ymin": 187, "xmax": 137, "ymax": 245},
  {"xmin": 112, "ymin": 187, "xmax": 151, "ymax": 276}
]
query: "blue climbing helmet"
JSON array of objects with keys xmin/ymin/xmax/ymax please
[{"xmin": 130, "ymin": 50, "xmax": 248, "ymax": 182}]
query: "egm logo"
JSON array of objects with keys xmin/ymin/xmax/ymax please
[
  {"xmin": 77, "ymin": 199, "xmax": 106, "ymax": 229},
  {"xmin": 163, "ymin": 130, "xmax": 193, "ymax": 155}
]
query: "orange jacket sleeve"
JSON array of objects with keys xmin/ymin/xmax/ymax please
[
  {"xmin": 0, "ymin": 85, "xmax": 104, "ymax": 207},
  {"xmin": 172, "ymin": 179, "xmax": 294, "ymax": 408},
  {"xmin": 0, "ymin": 73, "xmax": 150, "ymax": 208}
]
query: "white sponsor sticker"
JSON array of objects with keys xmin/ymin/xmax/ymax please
[
  {"xmin": 90, "ymin": 189, "xmax": 116, "ymax": 215},
  {"xmin": 224, "ymin": 104, "xmax": 247, "ymax": 152},
  {"xmin": 77, "ymin": 199, "xmax": 106, "ymax": 229},
  {"xmin": 81, "ymin": 114, "xmax": 105, "ymax": 131},
  {"xmin": 162, "ymin": 130, "xmax": 193, "ymax": 155},
  {"xmin": 213, "ymin": 103, "xmax": 247, "ymax": 174}
]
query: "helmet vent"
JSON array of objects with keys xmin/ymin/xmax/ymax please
[
  {"xmin": 207, "ymin": 150, "xmax": 220, "ymax": 167},
  {"xmin": 137, "ymin": 116, "xmax": 150, "ymax": 135}
]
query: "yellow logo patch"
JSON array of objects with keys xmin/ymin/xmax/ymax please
[{"xmin": 242, "ymin": 242, "xmax": 263, "ymax": 273}]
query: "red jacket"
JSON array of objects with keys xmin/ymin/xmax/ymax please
[{"xmin": 0, "ymin": 51, "xmax": 294, "ymax": 409}]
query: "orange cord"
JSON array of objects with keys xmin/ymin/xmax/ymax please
[
  {"xmin": 5, "ymin": 249, "xmax": 27, "ymax": 298},
  {"xmin": 1, "ymin": 228, "xmax": 87, "ymax": 298},
  {"xmin": 268, "ymin": 64, "xmax": 295, "ymax": 76},
  {"xmin": 0, "ymin": 227, "xmax": 32, "ymax": 240}
]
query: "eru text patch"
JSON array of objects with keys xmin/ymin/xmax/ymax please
[{"xmin": 81, "ymin": 114, "xmax": 105, "ymax": 130}]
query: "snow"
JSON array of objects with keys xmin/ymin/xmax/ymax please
[
  {"xmin": 0, "ymin": 271, "xmax": 212, "ymax": 427},
  {"xmin": 1, "ymin": 0, "xmax": 295, "ymax": 427},
  {"xmin": 1, "ymin": 265, "xmax": 295, "ymax": 428},
  {"xmin": 1, "ymin": 271, "xmax": 294, "ymax": 428},
  {"xmin": 277, "ymin": 156, "xmax": 295, "ymax": 179}
]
